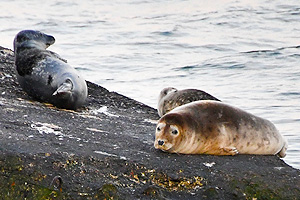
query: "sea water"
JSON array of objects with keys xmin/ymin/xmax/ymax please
[{"xmin": 0, "ymin": 0, "xmax": 299, "ymax": 169}]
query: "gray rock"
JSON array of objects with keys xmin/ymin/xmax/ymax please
[{"xmin": 0, "ymin": 46, "xmax": 299, "ymax": 199}]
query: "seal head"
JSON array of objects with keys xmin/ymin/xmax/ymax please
[
  {"xmin": 154, "ymin": 112, "xmax": 199, "ymax": 153},
  {"xmin": 14, "ymin": 30, "xmax": 55, "ymax": 52},
  {"xmin": 14, "ymin": 30, "xmax": 87, "ymax": 110}
]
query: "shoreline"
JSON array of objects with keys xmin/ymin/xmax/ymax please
[{"xmin": 1, "ymin": 46, "xmax": 299, "ymax": 199}]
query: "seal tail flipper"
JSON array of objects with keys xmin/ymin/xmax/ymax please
[
  {"xmin": 53, "ymin": 79, "xmax": 73, "ymax": 96},
  {"xmin": 277, "ymin": 138, "xmax": 288, "ymax": 158}
]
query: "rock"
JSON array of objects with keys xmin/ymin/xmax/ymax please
[{"xmin": 0, "ymin": 46, "xmax": 299, "ymax": 199}]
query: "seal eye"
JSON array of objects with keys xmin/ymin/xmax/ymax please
[
  {"xmin": 157, "ymin": 126, "xmax": 161, "ymax": 131},
  {"xmin": 171, "ymin": 130, "xmax": 178, "ymax": 135}
]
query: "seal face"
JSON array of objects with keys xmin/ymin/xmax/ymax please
[
  {"xmin": 14, "ymin": 30, "xmax": 88, "ymax": 110},
  {"xmin": 154, "ymin": 100, "xmax": 288, "ymax": 158},
  {"xmin": 157, "ymin": 87, "xmax": 220, "ymax": 117}
]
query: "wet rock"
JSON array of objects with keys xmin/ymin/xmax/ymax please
[
  {"xmin": 95, "ymin": 184, "xmax": 120, "ymax": 200},
  {"xmin": 143, "ymin": 186, "xmax": 164, "ymax": 199},
  {"xmin": 0, "ymin": 46, "xmax": 300, "ymax": 199}
]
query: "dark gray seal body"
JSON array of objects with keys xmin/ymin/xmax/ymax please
[
  {"xmin": 157, "ymin": 87, "xmax": 220, "ymax": 117},
  {"xmin": 14, "ymin": 30, "xmax": 87, "ymax": 110}
]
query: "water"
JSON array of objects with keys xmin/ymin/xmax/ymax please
[{"xmin": 1, "ymin": 0, "xmax": 299, "ymax": 169}]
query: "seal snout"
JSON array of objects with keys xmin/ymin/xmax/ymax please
[
  {"xmin": 46, "ymin": 35, "xmax": 55, "ymax": 47},
  {"xmin": 158, "ymin": 140, "xmax": 164, "ymax": 146}
]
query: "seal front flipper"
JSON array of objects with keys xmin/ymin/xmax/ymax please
[
  {"xmin": 53, "ymin": 79, "xmax": 73, "ymax": 96},
  {"xmin": 221, "ymin": 147, "xmax": 239, "ymax": 156},
  {"xmin": 277, "ymin": 139, "xmax": 288, "ymax": 158}
]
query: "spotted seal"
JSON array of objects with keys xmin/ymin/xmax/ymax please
[
  {"xmin": 13, "ymin": 30, "xmax": 87, "ymax": 110},
  {"xmin": 157, "ymin": 87, "xmax": 220, "ymax": 117},
  {"xmin": 154, "ymin": 100, "xmax": 287, "ymax": 157}
]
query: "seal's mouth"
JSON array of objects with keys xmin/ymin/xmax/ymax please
[
  {"xmin": 45, "ymin": 35, "xmax": 55, "ymax": 48},
  {"xmin": 154, "ymin": 139, "xmax": 173, "ymax": 152},
  {"xmin": 45, "ymin": 41, "xmax": 54, "ymax": 48}
]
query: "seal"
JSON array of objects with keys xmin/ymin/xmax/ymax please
[
  {"xmin": 154, "ymin": 100, "xmax": 287, "ymax": 157},
  {"xmin": 13, "ymin": 30, "xmax": 88, "ymax": 110},
  {"xmin": 157, "ymin": 87, "xmax": 220, "ymax": 117}
]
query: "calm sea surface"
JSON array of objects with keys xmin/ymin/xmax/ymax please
[{"xmin": 1, "ymin": 0, "xmax": 299, "ymax": 169}]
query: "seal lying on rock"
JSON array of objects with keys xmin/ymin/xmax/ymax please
[
  {"xmin": 154, "ymin": 100, "xmax": 287, "ymax": 157},
  {"xmin": 157, "ymin": 87, "xmax": 220, "ymax": 117},
  {"xmin": 13, "ymin": 30, "xmax": 87, "ymax": 110}
]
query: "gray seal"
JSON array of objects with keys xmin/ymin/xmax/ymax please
[
  {"xmin": 14, "ymin": 30, "xmax": 87, "ymax": 110},
  {"xmin": 157, "ymin": 87, "xmax": 220, "ymax": 117}
]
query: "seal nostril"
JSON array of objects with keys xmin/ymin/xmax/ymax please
[{"xmin": 158, "ymin": 140, "xmax": 164, "ymax": 146}]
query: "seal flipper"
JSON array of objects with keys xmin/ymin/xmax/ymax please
[
  {"xmin": 277, "ymin": 139, "xmax": 288, "ymax": 158},
  {"xmin": 221, "ymin": 147, "xmax": 239, "ymax": 156},
  {"xmin": 53, "ymin": 79, "xmax": 73, "ymax": 96}
]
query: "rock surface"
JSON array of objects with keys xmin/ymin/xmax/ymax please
[{"xmin": 0, "ymin": 46, "xmax": 300, "ymax": 199}]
